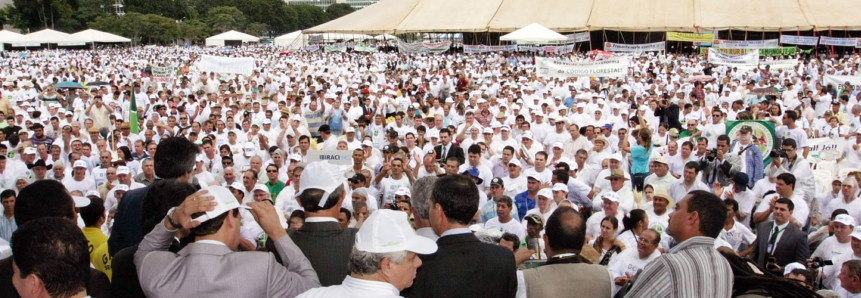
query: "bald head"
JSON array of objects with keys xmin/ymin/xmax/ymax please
[{"xmin": 544, "ymin": 207, "xmax": 585, "ymax": 256}]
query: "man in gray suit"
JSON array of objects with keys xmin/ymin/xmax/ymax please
[
  {"xmin": 134, "ymin": 185, "xmax": 320, "ymax": 298},
  {"xmin": 700, "ymin": 135, "xmax": 742, "ymax": 190},
  {"xmin": 753, "ymin": 198, "xmax": 810, "ymax": 275}
]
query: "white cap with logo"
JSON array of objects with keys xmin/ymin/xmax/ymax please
[
  {"xmin": 192, "ymin": 186, "xmax": 251, "ymax": 223},
  {"xmin": 355, "ymin": 209, "xmax": 438, "ymax": 254},
  {"xmin": 295, "ymin": 161, "xmax": 346, "ymax": 208}
]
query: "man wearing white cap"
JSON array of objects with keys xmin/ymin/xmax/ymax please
[
  {"xmin": 643, "ymin": 156, "xmax": 677, "ymax": 193},
  {"xmin": 298, "ymin": 209, "xmax": 437, "ymax": 298},
  {"xmin": 135, "ymin": 186, "xmax": 320, "ymax": 297},
  {"xmin": 586, "ymin": 192, "xmax": 624, "ymax": 241},
  {"xmin": 282, "ymin": 161, "xmax": 358, "ymax": 287},
  {"xmin": 811, "ymin": 214, "xmax": 855, "ymax": 290},
  {"xmin": 63, "ymin": 160, "xmax": 96, "ymax": 194}
]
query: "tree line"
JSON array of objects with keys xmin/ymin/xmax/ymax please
[{"xmin": 0, "ymin": 0, "xmax": 355, "ymax": 45}]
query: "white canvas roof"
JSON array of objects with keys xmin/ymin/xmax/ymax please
[
  {"xmin": 304, "ymin": 0, "xmax": 861, "ymax": 33},
  {"xmin": 12, "ymin": 29, "xmax": 86, "ymax": 46},
  {"xmin": 274, "ymin": 30, "xmax": 304, "ymax": 49},
  {"xmin": 72, "ymin": 29, "xmax": 131, "ymax": 43},
  {"xmin": 0, "ymin": 30, "xmax": 23, "ymax": 44},
  {"xmin": 205, "ymin": 30, "xmax": 260, "ymax": 47},
  {"xmin": 499, "ymin": 23, "xmax": 566, "ymax": 43}
]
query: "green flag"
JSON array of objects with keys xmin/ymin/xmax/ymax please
[
  {"xmin": 130, "ymin": 90, "xmax": 139, "ymax": 134},
  {"xmin": 726, "ymin": 120, "xmax": 777, "ymax": 165}
]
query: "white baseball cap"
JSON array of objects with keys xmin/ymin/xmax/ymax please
[
  {"xmin": 783, "ymin": 262, "xmax": 807, "ymax": 276},
  {"xmin": 355, "ymin": 209, "xmax": 438, "ymax": 254},
  {"xmin": 72, "ymin": 196, "xmax": 90, "ymax": 208},
  {"xmin": 552, "ymin": 142, "xmax": 564, "ymax": 149},
  {"xmin": 192, "ymin": 186, "xmax": 250, "ymax": 223},
  {"xmin": 508, "ymin": 159, "xmax": 521, "ymax": 168},
  {"xmin": 295, "ymin": 161, "xmax": 346, "ymax": 208},
  {"xmin": 835, "ymin": 214, "xmax": 857, "ymax": 227},
  {"xmin": 288, "ymin": 154, "xmax": 303, "ymax": 162},
  {"xmin": 362, "ymin": 140, "xmax": 374, "ymax": 147},
  {"xmin": 552, "ymin": 183, "xmax": 568, "ymax": 192},
  {"xmin": 395, "ymin": 187, "xmax": 411, "ymax": 197},
  {"xmin": 537, "ymin": 188, "xmax": 553, "ymax": 199},
  {"xmin": 73, "ymin": 160, "xmax": 87, "ymax": 168},
  {"xmin": 851, "ymin": 226, "xmax": 861, "ymax": 241},
  {"xmin": 116, "ymin": 166, "xmax": 130, "ymax": 175},
  {"xmin": 252, "ymin": 184, "xmax": 270, "ymax": 194},
  {"xmin": 115, "ymin": 184, "xmax": 129, "ymax": 192},
  {"xmin": 85, "ymin": 190, "xmax": 100, "ymax": 198},
  {"xmin": 23, "ymin": 147, "xmax": 36, "ymax": 155},
  {"xmin": 601, "ymin": 192, "xmax": 620, "ymax": 203},
  {"xmin": 227, "ymin": 182, "xmax": 246, "ymax": 195}
]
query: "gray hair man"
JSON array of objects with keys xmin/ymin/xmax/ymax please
[
  {"xmin": 410, "ymin": 176, "xmax": 438, "ymax": 241},
  {"xmin": 297, "ymin": 209, "xmax": 438, "ymax": 297}
]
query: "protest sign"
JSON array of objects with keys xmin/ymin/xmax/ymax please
[
  {"xmin": 822, "ymin": 75, "xmax": 861, "ymax": 93},
  {"xmin": 325, "ymin": 45, "xmax": 347, "ymax": 53},
  {"xmin": 726, "ymin": 120, "xmax": 777, "ymax": 165},
  {"xmin": 666, "ymin": 32, "xmax": 715, "ymax": 42},
  {"xmin": 819, "ymin": 36, "xmax": 856, "ymax": 47},
  {"xmin": 780, "ymin": 35, "xmax": 819, "ymax": 46},
  {"xmin": 353, "ymin": 43, "xmax": 378, "ymax": 53},
  {"xmin": 305, "ymin": 45, "xmax": 320, "ymax": 52},
  {"xmin": 713, "ymin": 39, "xmax": 779, "ymax": 49},
  {"xmin": 566, "ymin": 32, "xmax": 591, "ymax": 43},
  {"xmin": 760, "ymin": 59, "xmax": 798, "ymax": 73},
  {"xmin": 397, "ymin": 41, "xmax": 451, "ymax": 54},
  {"xmin": 707, "ymin": 48, "xmax": 759, "ymax": 68},
  {"xmin": 603, "ymin": 41, "xmax": 665, "ymax": 53},
  {"xmin": 463, "ymin": 45, "xmax": 517, "ymax": 53},
  {"xmin": 306, "ymin": 150, "xmax": 352, "ymax": 166},
  {"xmin": 699, "ymin": 47, "xmax": 796, "ymax": 57},
  {"xmin": 151, "ymin": 66, "xmax": 176, "ymax": 83},
  {"xmin": 535, "ymin": 57, "xmax": 626, "ymax": 78},
  {"xmin": 200, "ymin": 55, "xmax": 254, "ymax": 76},
  {"xmin": 806, "ymin": 137, "xmax": 850, "ymax": 160}
]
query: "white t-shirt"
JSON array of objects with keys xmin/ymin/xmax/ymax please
[
  {"xmin": 755, "ymin": 194, "xmax": 809, "ymax": 225},
  {"xmin": 378, "ymin": 175, "xmax": 411, "ymax": 205},
  {"xmin": 719, "ymin": 221, "xmax": 757, "ymax": 252},
  {"xmin": 812, "ymin": 236, "xmax": 853, "ymax": 290},
  {"xmin": 484, "ymin": 217, "xmax": 526, "ymax": 240},
  {"xmin": 607, "ymin": 248, "xmax": 662, "ymax": 295}
]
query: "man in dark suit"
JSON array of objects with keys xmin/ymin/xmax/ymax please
[
  {"xmin": 700, "ymin": 135, "xmax": 742, "ymax": 189},
  {"xmin": 753, "ymin": 198, "xmax": 810, "ymax": 274},
  {"xmin": 0, "ymin": 180, "xmax": 111, "ymax": 298},
  {"xmin": 108, "ymin": 137, "xmax": 200, "ymax": 256},
  {"xmin": 286, "ymin": 161, "xmax": 357, "ymax": 286},
  {"xmin": 434, "ymin": 128, "xmax": 465, "ymax": 165},
  {"xmin": 402, "ymin": 174, "xmax": 517, "ymax": 298}
]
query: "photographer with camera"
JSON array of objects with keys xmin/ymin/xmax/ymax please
[
  {"xmin": 699, "ymin": 135, "xmax": 742, "ymax": 191},
  {"xmin": 809, "ymin": 214, "xmax": 854, "ymax": 290},
  {"xmin": 766, "ymin": 138, "xmax": 817, "ymax": 222},
  {"xmin": 753, "ymin": 198, "xmax": 810, "ymax": 275}
]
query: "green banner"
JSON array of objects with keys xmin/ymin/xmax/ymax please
[
  {"xmin": 353, "ymin": 43, "xmax": 378, "ymax": 53},
  {"xmin": 667, "ymin": 32, "xmax": 715, "ymax": 42},
  {"xmin": 324, "ymin": 45, "xmax": 347, "ymax": 53},
  {"xmin": 699, "ymin": 47, "xmax": 797, "ymax": 57},
  {"xmin": 726, "ymin": 120, "xmax": 777, "ymax": 166}
]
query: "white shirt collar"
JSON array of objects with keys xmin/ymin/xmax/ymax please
[
  {"xmin": 342, "ymin": 276, "xmax": 400, "ymax": 296},
  {"xmin": 305, "ymin": 217, "xmax": 338, "ymax": 223},
  {"xmin": 195, "ymin": 240, "xmax": 228, "ymax": 247}
]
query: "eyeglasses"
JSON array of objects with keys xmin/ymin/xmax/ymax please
[{"xmin": 267, "ymin": 170, "xmax": 277, "ymax": 173}]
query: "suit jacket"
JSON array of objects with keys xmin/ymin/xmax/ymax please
[
  {"xmin": 108, "ymin": 186, "xmax": 149, "ymax": 256},
  {"xmin": 135, "ymin": 221, "xmax": 320, "ymax": 297},
  {"xmin": 729, "ymin": 140, "xmax": 764, "ymax": 186},
  {"xmin": 434, "ymin": 143, "xmax": 465, "ymax": 165},
  {"xmin": 753, "ymin": 221, "xmax": 810, "ymax": 268},
  {"xmin": 402, "ymin": 233, "xmax": 517, "ymax": 298},
  {"xmin": 700, "ymin": 153, "xmax": 742, "ymax": 187},
  {"xmin": 0, "ymin": 256, "xmax": 112, "ymax": 298},
  {"xmin": 287, "ymin": 221, "xmax": 357, "ymax": 287}
]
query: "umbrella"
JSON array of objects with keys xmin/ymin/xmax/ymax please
[
  {"xmin": 685, "ymin": 75, "xmax": 716, "ymax": 83},
  {"xmin": 87, "ymin": 81, "xmax": 110, "ymax": 86},
  {"xmin": 54, "ymin": 81, "xmax": 84, "ymax": 89}
]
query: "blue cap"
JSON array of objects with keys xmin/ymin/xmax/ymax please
[
  {"xmin": 603, "ymin": 123, "xmax": 613, "ymax": 130},
  {"xmin": 461, "ymin": 167, "xmax": 484, "ymax": 185},
  {"xmin": 733, "ymin": 172, "xmax": 750, "ymax": 191}
]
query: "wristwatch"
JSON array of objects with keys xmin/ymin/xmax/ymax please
[{"xmin": 165, "ymin": 207, "xmax": 183, "ymax": 230}]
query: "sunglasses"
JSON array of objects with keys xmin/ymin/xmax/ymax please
[{"xmin": 267, "ymin": 170, "xmax": 277, "ymax": 173}]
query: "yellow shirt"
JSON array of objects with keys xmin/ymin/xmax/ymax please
[
  {"xmin": 92, "ymin": 242, "xmax": 113, "ymax": 281},
  {"xmin": 82, "ymin": 227, "xmax": 107, "ymax": 263}
]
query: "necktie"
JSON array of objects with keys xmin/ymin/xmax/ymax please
[
  {"xmin": 768, "ymin": 225, "xmax": 782, "ymax": 254},
  {"xmin": 442, "ymin": 146, "xmax": 447, "ymax": 159}
]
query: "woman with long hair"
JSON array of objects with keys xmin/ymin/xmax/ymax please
[
  {"xmin": 621, "ymin": 110, "xmax": 653, "ymax": 192},
  {"xmin": 617, "ymin": 209, "xmax": 649, "ymax": 250},
  {"xmin": 590, "ymin": 216, "xmax": 625, "ymax": 266}
]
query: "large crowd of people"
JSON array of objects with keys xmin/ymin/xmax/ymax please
[{"xmin": 0, "ymin": 44, "xmax": 860, "ymax": 297}]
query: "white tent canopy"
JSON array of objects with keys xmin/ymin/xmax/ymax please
[
  {"xmin": 0, "ymin": 30, "xmax": 23, "ymax": 51},
  {"xmin": 273, "ymin": 30, "xmax": 304, "ymax": 49},
  {"xmin": 72, "ymin": 29, "xmax": 131, "ymax": 43},
  {"xmin": 11, "ymin": 29, "xmax": 86, "ymax": 47},
  {"xmin": 205, "ymin": 30, "xmax": 260, "ymax": 47},
  {"xmin": 499, "ymin": 23, "xmax": 565, "ymax": 43},
  {"xmin": 373, "ymin": 34, "xmax": 399, "ymax": 40}
]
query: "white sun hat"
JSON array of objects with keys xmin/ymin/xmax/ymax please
[{"xmin": 355, "ymin": 209, "xmax": 438, "ymax": 254}]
